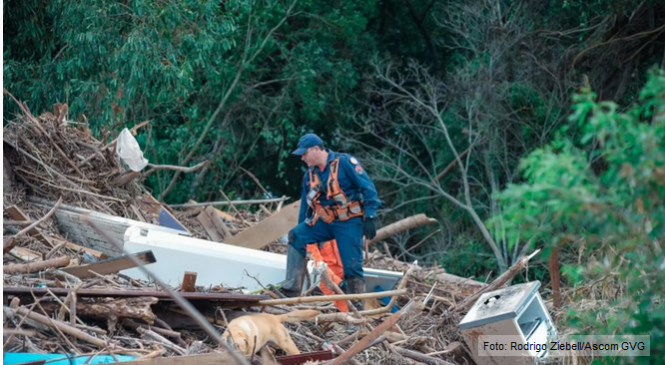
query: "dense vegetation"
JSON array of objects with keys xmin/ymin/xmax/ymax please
[{"xmin": 4, "ymin": 1, "xmax": 664, "ymax": 362}]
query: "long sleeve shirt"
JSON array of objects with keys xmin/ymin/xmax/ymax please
[{"xmin": 298, "ymin": 150, "xmax": 381, "ymax": 224}]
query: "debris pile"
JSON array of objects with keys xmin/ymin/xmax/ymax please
[
  {"xmin": 3, "ymin": 96, "xmax": 541, "ymax": 365},
  {"xmin": 3, "ymin": 91, "xmax": 148, "ymax": 217}
]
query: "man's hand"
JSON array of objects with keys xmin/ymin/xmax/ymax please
[{"xmin": 363, "ymin": 217, "xmax": 376, "ymax": 240}]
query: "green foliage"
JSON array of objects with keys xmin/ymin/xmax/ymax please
[
  {"xmin": 3, "ymin": 0, "xmax": 381, "ymax": 203},
  {"xmin": 494, "ymin": 68, "xmax": 665, "ymax": 363}
]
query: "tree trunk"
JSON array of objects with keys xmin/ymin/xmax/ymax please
[{"xmin": 364, "ymin": 214, "xmax": 437, "ymax": 249}]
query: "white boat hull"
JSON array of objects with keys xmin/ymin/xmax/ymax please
[{"xmin": 120, "ymin": 226, "xmax": 403, "ymax": 294}]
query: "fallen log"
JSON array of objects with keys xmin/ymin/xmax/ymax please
[
  {"xmin": 39, "ymin": 296, "xmax": 158, "ymax": 330},
  {"xmin": 364, "ymin": 214, "xmax": 437, "ymax": 250},
  {"xmin": 452, "ymin": 249, "xmax": 541, "ymax": 314},
  {"xmin": 3, "ymin": 255, "xmax": 70, "ymax": 274}
]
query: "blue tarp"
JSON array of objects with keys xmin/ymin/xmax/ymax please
[
  {"xmin": 374, "ymin": 285, "xmax": 400, "ymax": 313},
  {"xmin": 3, "ymin": 353, "xmax": 136, "ymax": 365}
]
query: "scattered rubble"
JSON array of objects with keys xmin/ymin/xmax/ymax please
[{"xmin": 2, "ymin": 95, "xmax": 539, "ymax": 365}]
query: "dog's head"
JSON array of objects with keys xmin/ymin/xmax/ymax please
[{"xmin": 221, "ymin": 328, "xmax": 251, "ymax": 355}]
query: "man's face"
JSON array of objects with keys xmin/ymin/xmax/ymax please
[{"xmin": 301, "ymin": 147, "xmax": 320, "ymax": 167}]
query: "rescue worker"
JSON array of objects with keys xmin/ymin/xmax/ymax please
[{"xmin": 277, "ymin": 133, "xmax": 381, "ymax": 309}]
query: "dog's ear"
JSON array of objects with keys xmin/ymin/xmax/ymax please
[
  {"xmin": 237, "ymin": 331, "xmax": 251, "ymax": 354},
  {"xmin": 224, "ymin": 334, "xmax": 237, "ymax": 350},
  {"xmin": 227, "ymin": 329, "xmax": 251, "ymax": 354}
]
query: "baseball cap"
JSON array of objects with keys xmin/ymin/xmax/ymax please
[{"xmin": 292, "ymin": 133, "xmax": 324, "ymax": 155}]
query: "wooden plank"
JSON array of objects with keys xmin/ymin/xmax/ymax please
[
  {"xmin": 60, "ymin": 250, "xmax": 157, "ymax": 279},
  {"xmin": 182, "ymin": 271, "xmax": 197, "ymax": 292},
  {"xmin": 10, "ymin": 247, "xmax": 42, "ymax": 261},
  {"xmin": 53, "ymin": 238, "xmax": 109, "ymax": 260},
  {"xmin": 206, "ymin": 206, "xmax": 232, "ymax": 239},
  {"xmin": 225, "ymin": 201, "xmax": 300, "ymax": 249},
  {"xmin": 141, "ymin": 193, "xmax": 190, "ymax": 233},
  {"xmin": 216, "ymin": 209, "xmax": 237, "ymax": 222},
  {"xmin": 131, "ymin": 204, "xmax": 147, "ymax": 222},
  {"xmin": 4, "ymin": 205, "xmax": 49, "ymax": 244},
  {"xmin": 188, "ymin": 199, "xmax": 236, "ymax": 222},
  {"xmin": 196, "ymin": 208, "xmax": 224, "ymax": 242},
  {"xmin": 197, "ymin": 206, "xmax": 231, "ymax": 242}
]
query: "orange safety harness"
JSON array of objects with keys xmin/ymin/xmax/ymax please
[{"xmin": 305, "ymin": 157, "xmax": 364, "ymax": 226}]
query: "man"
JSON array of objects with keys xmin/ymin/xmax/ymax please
[{"xmin": 277, "ymin": 133, "xmax": 380, "ymax": 309}]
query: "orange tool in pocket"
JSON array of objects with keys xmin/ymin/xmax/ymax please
[{"xmin": 307, "ymin": 240, "xmax": 348, "ymax": 312}]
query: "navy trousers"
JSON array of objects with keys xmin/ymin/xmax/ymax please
[{"xmin": 288, "ymin": 216, "xmax": 365, "ymax": 280}]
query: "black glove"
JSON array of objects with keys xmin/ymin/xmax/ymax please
[{"xmin": 363, "ymin": 217, "xmax": 376, "ymax": 240}]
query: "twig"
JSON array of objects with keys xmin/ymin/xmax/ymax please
[
  {"xmin": 29, "ymin": 292, "xmax": 84, "ymax": 354},
  {"xmin": 3, "ymin": 197, "xmax": 62, "ymax": 253},
  {"xmin": 3, "ymin": 300, "xmax": 42, "ymax": 350},
  {"xmin": 3, "ymin": 220, "xmax": 36, "ymax": 226},
  {"xmin": 46, "ymin": 268, "xmax": 83, "ymax": 286},
  {"xmin": 166, "ymin": 196, "xmax": 288, "ymax": 208},
  {"xmin": 327, "ymin": 301, "xmax": 423, "ymax": 365},
  {"xmin": 239, "ymin": 167, "xmax": 274, "ymax": 210},
  {"xmin": 46, "ymin": 240, "xmax": 66, "ymax": 260},
  {"xmin": 396, "ymin": 229, "xmax": 441, "ymax": 260},
  {"xmin": 3, "ymin": 89, "xmax": 86, "ymax": 178},
  {"xmin": 44, "ymin": 286, "xmax": 85, "ymax": 327},
  {"xmin": 136, "ymin": 327, "xmax": 186, "ymax": 355},
  {"xmin": 123, "ymin": 319, "xmax": 187, "ymax": 347},
  {"xmin": 452, "ymin": 249, "xmax": 541, "ymax": 313},
  {"xmin": 219, "ymin": 190, "xmax": 242, "ymax": 217},
  {"xmin": 395, "ymin": 347, "xmax": 455, "ymax": 365},
  {"xmin": 143, "ymin": 161, "xmax": 208, "ymax": 178}
]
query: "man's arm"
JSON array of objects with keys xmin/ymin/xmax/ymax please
[
  {"xmin": 297, "ymin": 172, "xmax": 309, "ymax": 224},
  {"xmin": 341, "ymin": 155, "xmax": 381, "ymax": 218}
]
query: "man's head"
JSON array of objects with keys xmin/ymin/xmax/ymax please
[{"xmin": 292, "ymin": 133, "xmax": 327, "ymax": 167}]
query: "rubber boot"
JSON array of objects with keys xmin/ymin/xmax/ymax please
[
  {"xmin": 346, "ymin": 277, "xmax": 366, "ymax": 311},
  {"xmin": 275, "ymin": 243, "xmax": 307, "ymax": 298}
]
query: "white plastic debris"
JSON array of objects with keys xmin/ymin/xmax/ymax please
[{"xmin": 116, "ymin": 128, "xmax": 149, "ymax": 171}]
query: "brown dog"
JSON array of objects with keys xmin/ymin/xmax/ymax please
[{"xmin": 221, "ymin": 309, "xmax": 320, "ymax": 356}]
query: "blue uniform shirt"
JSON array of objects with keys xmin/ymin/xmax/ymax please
[{"xmin": 298, "ymin": 151, "xmax": 380, "ymax": 224}]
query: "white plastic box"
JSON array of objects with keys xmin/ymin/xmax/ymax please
[{"xmin": 458, "ymin": 281, "xmax": 557, "ymax": 365}]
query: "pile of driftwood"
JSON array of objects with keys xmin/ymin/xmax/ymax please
[
  {"xmin": 3, "ymin": 95, "xmax": 542, "ymax": 365},
  {"xmin": 3, "ymin": 230, "xmax": 538, "ymax": 365}
]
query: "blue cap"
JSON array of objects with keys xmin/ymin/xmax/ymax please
[{"xmin": 292, "ymin": 133, "xmax": 323, "ymax": 155}]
